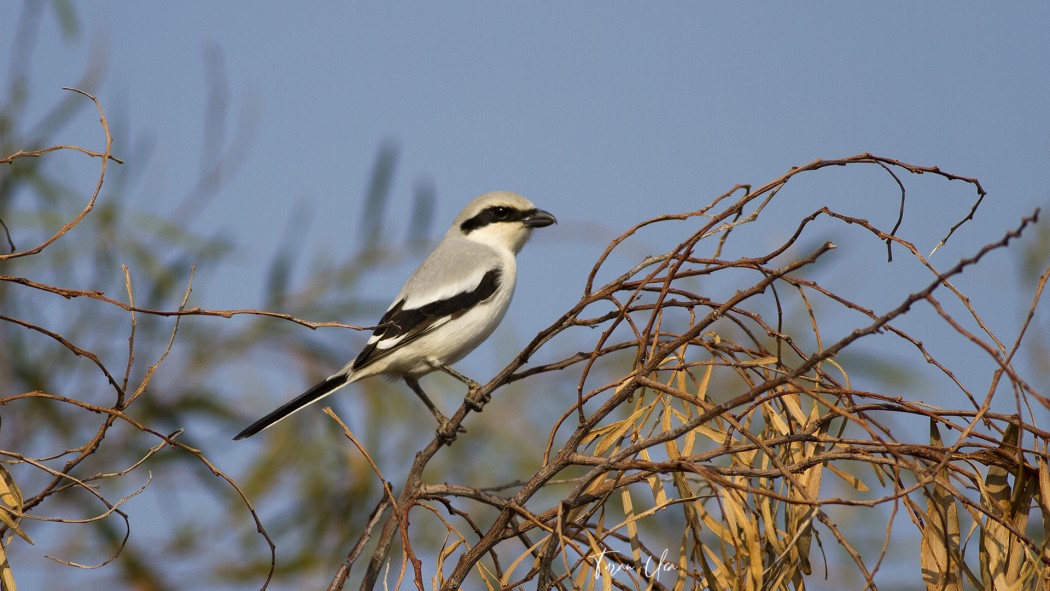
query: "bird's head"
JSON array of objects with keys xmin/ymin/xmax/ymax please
[{"xmin": 454, "ymin": 191, "xmax": 557, "ymax": 254}]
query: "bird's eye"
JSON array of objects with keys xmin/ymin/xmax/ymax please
[{"xmin": 490, "ymin": 206, "xmax": 511, "ymax": 219}]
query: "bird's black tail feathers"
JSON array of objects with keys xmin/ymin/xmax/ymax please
[{"xmin": 233, "ymin": 374, "xmax": 349, "ymax": 440}]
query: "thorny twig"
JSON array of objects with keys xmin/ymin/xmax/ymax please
[
  {"xmin": 0, "ymin": 90, "xmax": 277, "ymax": 589},
  {"xmin": 4, "ymin": 89, "xmax": 1045, "ymax": 590},
  {"xmin": 325, "ymin": 155, "xmax": 1047, "ymax": 591}
]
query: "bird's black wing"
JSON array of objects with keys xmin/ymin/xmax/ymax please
[{"xmin": 351, "ymin": 267, "xmax": 502, "ymax": 371}]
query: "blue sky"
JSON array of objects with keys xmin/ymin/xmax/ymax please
[
  {"xmin": 5, "ymin": 3, "xmax": 1050, "ymax": 589},
  {"xmin": 23, "ymin": 4, "xmax": 1041, "ymax": 340}
]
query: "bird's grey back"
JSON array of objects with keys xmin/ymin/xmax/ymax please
[{"xmin": 396, "ymin": 232, "xmax": 506, "ymax": 307}]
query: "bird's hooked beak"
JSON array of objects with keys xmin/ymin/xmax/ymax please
[{"xmin": 523, "ymin": 209, "xmax": 557, "ymax": 228}]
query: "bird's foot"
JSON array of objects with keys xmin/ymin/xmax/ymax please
[
  {"xmin": 439, "ymin": 365, "xmax": 488, "ymax": 411},
  {"xmin": 436, "ymin": 417, "xmax": 467, "ymax": 445},
  {"xmin": 464, "ymin": 388, "xmax": 491, "ymax": 412}
]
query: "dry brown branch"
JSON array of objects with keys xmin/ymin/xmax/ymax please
[
  {"xmin": 0, "ymin": 272, "xmax": 371, "ymax": 331},
  {"xmin": 0, "ymin": 89, "xmax": 117, "ymax": 262},
  {"xmin": 306, "ymin": 155, "xmax": 1050, "ymax": 591},
  {"xmin": 3, "ymin": 88, "xmax": 1047, "ymax": 590},
  {"xmin": 0, "ymin": 89, "xmax": 277, "ymax": 590}
]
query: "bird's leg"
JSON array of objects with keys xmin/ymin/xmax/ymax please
[
  {"xmin": 439, "ymin": 364, "xmax": 489, "ymax": 411},
  {"xmin": 405, "ymin": 377, "xmax": 464, "ymax": 444}
]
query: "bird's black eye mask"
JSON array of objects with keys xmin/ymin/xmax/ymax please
[{"xmin": 460, "ymin": 205, "xmax": 537, "ymax": 233}]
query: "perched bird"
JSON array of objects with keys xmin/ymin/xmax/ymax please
[{"xmin": 234, "ymin": 192, "xmax": 556, "ymax": 442}]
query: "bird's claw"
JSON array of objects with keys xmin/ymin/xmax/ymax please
[
  {"xmin": 436, "ymin": 419, "xmax": 466, "ymax": 445},
  {"xmin": 464, "ymin": 389, "xmax": 491, "ymax": 412}
]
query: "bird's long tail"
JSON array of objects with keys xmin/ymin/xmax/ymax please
[{"xmin": 233, "ymin": 373, "xmax": 350, "ymax": 440}]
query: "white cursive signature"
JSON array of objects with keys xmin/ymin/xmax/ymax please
[{"xmin": 590, "ymin": 548, "xmax": 679, "ymax": 581}]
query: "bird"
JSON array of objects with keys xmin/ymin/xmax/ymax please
[{"xmin": 234, "ymin": 191, "xmax": 556, "ymax": 442}]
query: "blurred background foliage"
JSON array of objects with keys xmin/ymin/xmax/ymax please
[
  {"xmin": 0, "ymin": 5, "xmax": 631, "ymax": 589},
  {"xmin": 0, "ymin": 8, "xmax": 428, "ymax": 591}
]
